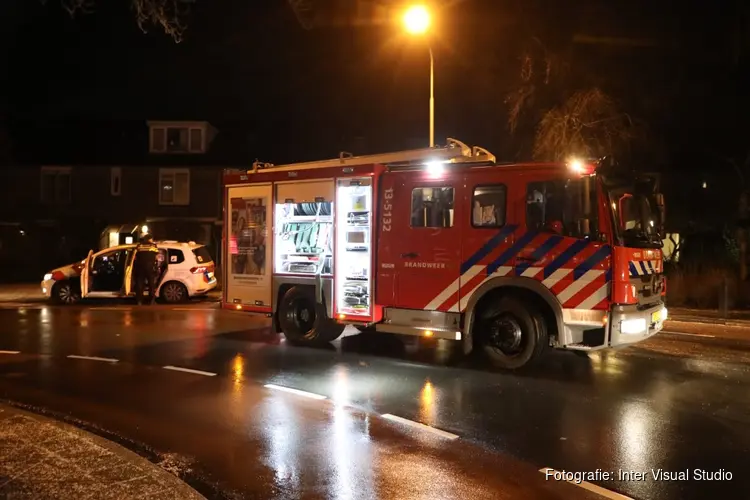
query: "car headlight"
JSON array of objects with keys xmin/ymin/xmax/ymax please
[
  {"xmin": 43, "ymin": 273, "xmax": 53, "ymax": 281},
  {"xmin": 620, "ymin": 318, "xmax": 647, "ymax": 335}
]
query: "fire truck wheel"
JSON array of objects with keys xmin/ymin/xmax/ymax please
[
  {"xmin": 278, "ymin": 286, "xmax": 345, "ymax": 344},
  {"xmin": 477, "ymin": 295, "xmax": 548, "ymax": 370}
]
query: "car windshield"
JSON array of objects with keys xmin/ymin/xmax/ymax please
[{"xmin": 605, "ymin": 179, "xmax": 662, "ymax": 248}]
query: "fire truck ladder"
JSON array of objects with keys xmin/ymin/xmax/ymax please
[{"xmin": 249, "ymin": 138, "xmax": 495, "ymax": 173}]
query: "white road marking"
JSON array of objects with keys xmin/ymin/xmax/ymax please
[
  {"xmin": 539, "ymin": 468, "xmax": 632, "ymax": 499},
  {"xmin": 0, "ymin": 350, "xmax": 20, "ymax": 354},
  {"xmin": 163, "ymin": 365, "xmax": 217, "ymax": 377},
  {"xmin": 264, "ymin": 384, "xmax": 327, "ymax": 400},
  {"xmin": 662, "ymin": 331, "xmax": 715, "ymax": 338},
  {"xmin": 381, "ymin": 413, "xmax": 459, "ymax": 440},
  {"xmin": 67, "ymin": 355, "xmax": 118, "ymax": 363}
]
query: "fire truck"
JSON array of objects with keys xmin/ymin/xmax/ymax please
[{"xmin": 222, "ymin": 138, "xmax": 667, "ymax": 369}]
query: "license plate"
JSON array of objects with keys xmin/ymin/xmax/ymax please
[{"xmin": 651, "ymin": 310, "xmax": 662, "ymax": 323}]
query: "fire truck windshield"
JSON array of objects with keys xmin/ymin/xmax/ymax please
[{"xmin": 606, "ymin": 181, "xmax": 663, "ymax": 249}]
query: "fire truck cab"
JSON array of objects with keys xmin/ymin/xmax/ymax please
[{"xmin": 222, "ymin": 138, "xmax": 667, "ymax": 369}]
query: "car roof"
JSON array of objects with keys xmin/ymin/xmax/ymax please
[{"xmin": 102, "ymin": 241, "xmax": 203, "ymax": 252}]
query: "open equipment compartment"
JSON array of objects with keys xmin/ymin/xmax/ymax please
[
  {"xmin": 274, "ymin": 201, "xmax": 334, "ymax": 275},
  {"xmin": 335, "ymin": 177, "xmax": 373, "ymax": 318}
]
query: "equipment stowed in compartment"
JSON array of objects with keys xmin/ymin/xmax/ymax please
[{"xmin": 280, "ymin": 222, "xmax": 331, "ymax": 254}]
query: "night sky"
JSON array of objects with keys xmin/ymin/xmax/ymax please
[{"xmin": 1, "ymin": 0, "xmax": 747, "ymax": 187}]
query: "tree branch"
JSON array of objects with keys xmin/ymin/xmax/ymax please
[{"xmin": 54, "ymin": 0, "xmax": 192, "ymax": 42}]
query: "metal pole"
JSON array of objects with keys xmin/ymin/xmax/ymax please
[{"xmin": 429, "ymin": 46, "xmax": 435, "ymax": 147}]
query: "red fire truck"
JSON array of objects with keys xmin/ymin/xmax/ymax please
[{"xmin": 222, "ymin": 138, "xmax": 667, "ymax": 369}]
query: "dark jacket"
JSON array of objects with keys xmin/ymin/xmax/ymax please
[{"xmin": 134, "ymin": 242, "xmax": 159, "ymax": 273}]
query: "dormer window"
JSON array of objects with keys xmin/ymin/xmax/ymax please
[{"xmin": 148, "ymin": 121, "xmax": 213, "ymax": 154}]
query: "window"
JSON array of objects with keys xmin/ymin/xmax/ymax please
[
  {"xmin": 167, "ymin": 249, "xmax": 185, "ymax": 264},
  {"xmin": 151, "ymin": 127, "xmax": 166, "ymax": 153},
  {"xmin": 159, "ymin": 168, "xmax": 190, "ymax": 205},
  {"xmin": 149, "ymin": 123, "xmax": 207, "ymax": 154},
  {"xmin": 526, "ymin": 179, "xmax": 598, "ymax": 238},
  {"xmin": 410, "ymin": 187, "xmax": 454, "ymax": 228},
  {"xmin": 192, "ymin": 246, "xmax": 213, "ymax": 264},
  {"xmin": 110, "ymin": 167, "xmax": 122, "ymax": 196},
  {"xmin": 166, "ymin": 128, "xmax": 188, "ymax": 152},
  {"xmin": 189, "ymin": 128, "xmax": 203, "ymax": 152},
  {"xmin": 40, "ymin": 167, "xmax": 71, "ymax": 204},
  {"xmin": 472, "ymin": 185, "xmax": 506, "ymax": 227}
]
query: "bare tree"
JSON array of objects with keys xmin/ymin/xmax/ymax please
[
  {"xmin": 55, "ymin": 0, "xmax": 192, "ymax": 41},
  {"xmin": 532, "ymin": 87, "xmax": 636, "ymax": 161},
  {"xmin": 506, "ymin": 38, "xmax": 638, "ymax": 161}
]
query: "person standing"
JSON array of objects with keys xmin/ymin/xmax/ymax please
[{"xmin": 134, "ymin": 234, "xmax": 159, "ymax": 305}]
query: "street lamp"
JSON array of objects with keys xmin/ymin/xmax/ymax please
[{"xmin": 403, "ymin": 5, "xmax": 435, "ymax": 147}]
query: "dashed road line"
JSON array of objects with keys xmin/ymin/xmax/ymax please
[
  {"xmin": 67, "ymin": 355, "xmax": 119, "ymax": 363},
  {"xmin": 381, "ymin": 413, "xmax": 459, "ymax": 440},
  {"xmin": 662, "ymin": 331, "xmax": 716, "ymax": 338},
  {"xmin": 0, "ymin": 350, "xmax": 20, "ymax": 354},
  {"xmin": 539, "ymin": 468, "xmax": 632, "ymax": 499},
  {"xmin": 264, "ymin": 384, "xmax": 327, "ymax": 400},
  {"xmin": 163, "ymin": 365, "xmax": 217, "ymax": 377}
]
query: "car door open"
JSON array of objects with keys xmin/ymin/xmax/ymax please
[
  {"xmin": 80, "ymin": 250, "xmax": 94, "ymax": 297},
  {"xmin": 123, "ymin": 250, "xmax": 137, "ymax": 296}
]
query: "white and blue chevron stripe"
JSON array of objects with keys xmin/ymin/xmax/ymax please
[{"xmin": 629, "ymin": 260, "xmax": 660, "ymax": 277}]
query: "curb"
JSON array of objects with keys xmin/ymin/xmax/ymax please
[
  {"xmin": 669, "ymin": 316, "xmax": 750, "ymax": 328},
  {"xmin": 0, "ymin": 403, "xmax": 205, "ymax": 499}
]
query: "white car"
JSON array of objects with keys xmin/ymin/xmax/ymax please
[{"xmin": 41, "ymin": 241, "xmax": 217, "ymax": 304}]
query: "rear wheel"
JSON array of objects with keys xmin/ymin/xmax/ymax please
[
  {"xmin": 160, "ymin": 281, "xmax": 188, "ymax": 303},
  {"xmin": 278, "ymin": 286, "xmax": 344, "ymax": 343},
  {"xmin": 51, "ymin": 281, "xmax": 81, "ymax": 305},
  {"xmin": 476, "ymin": 295, "xmax": 548, "ymax": 370}
]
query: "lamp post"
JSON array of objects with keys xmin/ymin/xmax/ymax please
[{"xmin": 403, "ymin": 5, "xmax": 434, "ymax": 147}]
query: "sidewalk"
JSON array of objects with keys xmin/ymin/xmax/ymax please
[
  {"xmin": 669, "ymin": 306, "xmax": 750, "ymax": 327},
  {"xmin": 0, "ymin": 404, "xmax": 204, "ymax": 499},
  {"xmin": 0, "ymin": 284, "xmax": 45, "ymax": 303}
]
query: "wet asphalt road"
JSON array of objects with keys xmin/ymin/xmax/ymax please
[{"xmin": 0, "ymin": 303, "xmax": 748, "ymax": 499}]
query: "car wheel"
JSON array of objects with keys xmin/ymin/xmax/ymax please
[
  {"xmin": 160, "ymin": 281, "xmax": 188, "ymax": 303},
  {"xmin": 52, "ymin": 281, "xmax": 81, "ymax": 305}
]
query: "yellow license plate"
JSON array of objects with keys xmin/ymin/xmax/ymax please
[{"xmin": 651, "ymin": 310, "xmax": 662, "ymax": 323}]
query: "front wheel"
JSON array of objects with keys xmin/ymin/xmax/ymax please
[
  {"xmin": 476, "ymin": 295, "xmax": 548, "ymax": 370},
  {"xmin": 278, "ymin": 286, "xmax": 344, "ymax": 344},
  {"xmin": 51, "ymin": 281, "xmax": 81, "ymax": 305}
]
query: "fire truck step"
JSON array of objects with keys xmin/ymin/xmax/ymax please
[{"xmin": 375, "ymin": 324, "xmax": 462, "ymax": 341}]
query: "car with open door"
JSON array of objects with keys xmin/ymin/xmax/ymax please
[{"xmin": 41, "ymin": 241, "xmax": 217, "ymax": 304}]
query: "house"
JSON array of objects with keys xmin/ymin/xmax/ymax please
[{"xmin": 0, "ymin": 120, "xmax": 246, "ymax": 282}]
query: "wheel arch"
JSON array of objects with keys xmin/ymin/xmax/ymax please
[{"xmin": 463, "ymin": 277, "xmax": 564, "ymax": 354}]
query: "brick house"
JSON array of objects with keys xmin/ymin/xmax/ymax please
[{"xmin": 0, "ymin": 120, "xmax": 247, "ymax": 282}]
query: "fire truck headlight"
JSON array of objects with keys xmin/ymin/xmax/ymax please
[{"xmin": 620, "ymin": 318, "xmax": 647, "ymax": 335}]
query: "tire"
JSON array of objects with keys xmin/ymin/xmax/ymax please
[
  {"xmin": 51, "ymin": 281, "xmax": 81, "ymax": 305},
  {"xmin": 476, "ymin": 295, "xmax": 548, "ymax": 370},
  {"xmin": 160, "ymin": 281, "xmax": 188, "ymax": 303},
  {"xmin": 278, "ymin": 286, "xmax": 344, "ymax": 343}
]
